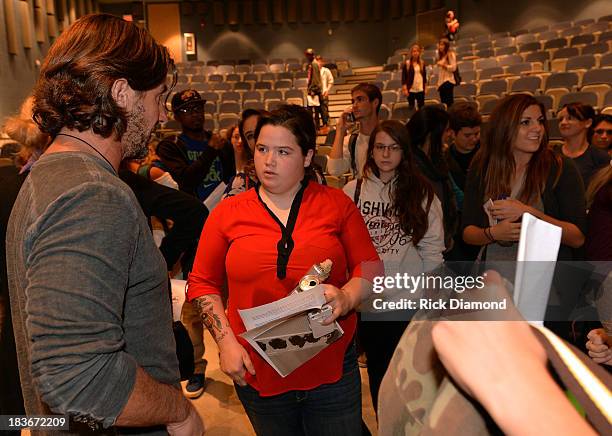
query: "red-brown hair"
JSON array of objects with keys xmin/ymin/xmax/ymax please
[{"xmin": 471, "ymin": 94, "xmax": 561, "ymax": 204}]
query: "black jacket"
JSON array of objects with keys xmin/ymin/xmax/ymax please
[{"xmin": 401, "ymin": 60, "xmax": 427, "ymax": 91}]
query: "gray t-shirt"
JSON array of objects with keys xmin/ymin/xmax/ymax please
[{"xmin": 6, "ymin": 152, "xmax": 179, "ymax": 435}]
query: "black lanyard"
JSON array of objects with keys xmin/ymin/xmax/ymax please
[{"xmin": 256, "ymin": 180, "xmax": 308, "ymax": 279}]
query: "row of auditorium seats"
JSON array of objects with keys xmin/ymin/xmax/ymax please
[
  {"xmin": 176, "ymin": 59, "xmax": 350, "ymax": 77},
  {"xmin": 178, "ymin": 71, "xmax": 308, "ymax": 82}
]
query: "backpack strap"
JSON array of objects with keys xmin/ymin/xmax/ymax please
[
  {"xmin": 348, "ymin": 132, "xmax": 359, "ymax": 176},
  {"xmin": 353, "ymin": 178, "xmax": 363, "ymax": 205}
]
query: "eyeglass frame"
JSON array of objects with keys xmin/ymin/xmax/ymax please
[{"xmin": 372, "ymin": 143, "xmax": 402, "ymax": 153}]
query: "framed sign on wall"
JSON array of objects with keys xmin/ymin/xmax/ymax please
[{"xmin": 184, "ymin": 32, "xmax": 196, "ymax": 55}]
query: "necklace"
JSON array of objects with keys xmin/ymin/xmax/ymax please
[{"xmin": 55, "ymin": 133, "xmax": 117, "ymax": 173}]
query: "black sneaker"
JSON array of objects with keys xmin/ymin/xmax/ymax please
[{"xmin": 183, "ymin": 373, "xmax": 205, "ymax": 399}]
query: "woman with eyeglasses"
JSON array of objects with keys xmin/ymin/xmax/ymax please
[{"xmin": 343, "ymin": 119, "xmax": 445, "ymax": 411}]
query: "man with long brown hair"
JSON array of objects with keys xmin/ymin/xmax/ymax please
[{"xmin": 6, "ymin": 14, "xmax": 203, "ymax": 435}]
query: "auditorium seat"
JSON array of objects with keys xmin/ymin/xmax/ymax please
[
  {"xmin": 208, "ymin": 74, "xmax": 223, "ymax": 83},
  {"xmin": 581, "ymin": 69, "xmax": 612, "ymax": 107},
  {"xmin": 510, "ymin": 76, "xmax": 542, "ymax": 94},
  {"xmin": 525, "ymin": 51, "xmax": 550, "ymax": 64},
  {"xmin": 479, "ymin": 97, "xmax": 500, "ymax": 115},
  {"xmin": 235, "ymin": 65, "xmax": 251, "ymax": 74},
  {"xmin": 461, "ymin": 70, "xmax": 477, "ymax": 83},
  {"xmin": 263, "ymin": 90, "xmax": 283, "ymax": 101},
  {"xmin": 495, "ymin": 46, "xmax": 518, "ymax": 56},
  {"xmin": 390, "ymin": 102, "xmax": 414, "ymax": 122},
  {"xmin": 260, "ymin": 72, "xmax": 275, "ymax": 82},
  {"xmin": 234, "ymin": 82, "xmax": 252, "ymax": 92},
  {"xmin": 382, "ymin": 91, "xmax": 398, "ymax": 105},
  {"xmin": 277, "ymin": 72, "xmax": 293, "ymax": 80},
  {"xmin": 252, "ymin": 64, "xmax": 268, "ymax": 73},
  {"xmin": 544, "ymin": 38, "xmax": 568, "ymax": 50},
  {"xmin": 221, "ymin": 91, "xmax": 241, "ymax": 102},
  {"xmin": 584, "ymin": 21, "xmax": 610, "ymax": 33},
  {"xmin": 570, "ymin": 34, "xmax": 595, "ymax": 47},
  {"xmin": 558, "ymin": 91, "xmax": 598, "ymax": 110},
  {"xmin": 378, "ymin": 104, "xmax": 391, "ymax": 120},
  {"xmin": 565, "ymin": 55, "xmax": 596, "ymax": 72},
  {"xmin": 493, "ymin": 37, "xmax": 515, "ymax": 48},
  {"xmin": 274, "ymin": 80, "xmax": 293, "ymax": 90},
  {"xmin": 498, "ymin": 54, "xmax": 523, "ymax": 67},
  {"xmin": 243, "ymin": 101, "xmax": 264, "ymax": 111},
  {"xmin": 294, "ymin": 78, "xmax": 308, "ymax": 89},
  {"xmin": 455, "ymin": 83, "xmax": 477, "ymax": 100},
  {"xmin": 217, "ymin": 65, "xmax": 235, "ymax": 75},
  {"xmin": 254, "ymin": 81, "xmax": 272, "ymax": 90},
  {"xmin": 213, "ymin": 82, "xmax": 231, "ymax": 91},
  {"xmin": 385, "ymin": 79, "xmax": 402, "ymax": 91},
  {"xmin": 506, "ymin": 62, "xmax": 532, "ymax": 75},
  {"xmin": 242, "ymin": 90, "xmax": 262, "ymax": 102},
  {"xmin": 475, "ymin": 58, "xmax": 499, "ymax": 70},
  {"xmin": 479, "ymin": 67, "xmax": 504, "ymax": 80},
  {"xmin": 219, "ymin": 102, "xmax": 241, "ymax": 114},
  {"xmin": 479, "ymin": 79, "xmax": 508, "ymax": 96},
  {"xmin": 477, "ymin": 48, "xmax": 495, "ymax": 58},
  {"xmin": 519, "ymin": 42, "xmax": 542, "ymax": 53},
  {"xmin": 219, "ymin": 114, "xmax": 240, "ymax": 130},
  {"xmin": 269, "ymin": 63, "xmax": 285, "ymax": 73},
  {"xmin": 265, "ymin": 100, "xmax": 284, "ymax": 111},
  {"xmin": 516, "ymin": 34, "xmax": 537, "ymax": 45},
  {"xmin": 582, "ymin": 43, "xmax": 609, "ymax": 55}
]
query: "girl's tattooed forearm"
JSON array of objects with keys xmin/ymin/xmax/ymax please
[{"xmin": 193, "ymin": 295, "xmax": 230, "ymax": 342}]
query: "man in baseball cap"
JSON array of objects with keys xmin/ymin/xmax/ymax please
[{"xmin": 157, "ymin": 88, "xmax": 235, "ymax": 400}]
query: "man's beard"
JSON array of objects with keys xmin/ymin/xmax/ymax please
[{"xmin": 122, "ymin": 102, "xmax": 151, "ymax": 160}]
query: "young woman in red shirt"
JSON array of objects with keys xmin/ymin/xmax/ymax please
[{"xmin": 187, "ymin": 105, "xmax": 380, "ymax": 435}]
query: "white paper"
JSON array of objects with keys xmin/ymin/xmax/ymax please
[
  {"xmin": 170, "ymin": 279, "xmax": 187, "ymax": 322},
  {"xmin": 307, "ymin": 94, "xmax": 320, "ymax": 106},
  {"xmin": 238, "ymin": 284, "xmax": 327, "ymax": 330},
  {"xmin": 203, "ymin": 181, "xmax": 227, "ymax": 213},
  {"xmin": 513, "ymin": 213, "xmax": 562, "ymax": 323}
]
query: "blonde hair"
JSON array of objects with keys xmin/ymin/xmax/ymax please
[
  {"xmin": 3, "ymin": 96, "xmax": 50, "ymax": 166},
  {"xmin": 586, "ymin": 163, "xmax": 612, "ymax": 209}
]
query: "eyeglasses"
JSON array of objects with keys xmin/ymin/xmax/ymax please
[
  {"xmin": 373, "ymin": 144, "xmax": 402, "ymax": 153},
  {"xmin": 176, "ymin": 105, "xmax": 204, "ymax": 115},
  {"xmin": 594, "ymin": 129, "xmax": 612, "ymax": 136}
]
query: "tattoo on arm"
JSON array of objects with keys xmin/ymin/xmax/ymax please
[{"xmin": 193, "ymin": 295, "xmax": 230, "ymax": 342}]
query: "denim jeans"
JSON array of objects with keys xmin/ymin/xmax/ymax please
[{"xmin": 235, "ymin": 343, "xmax": 362, "ymax": 436}]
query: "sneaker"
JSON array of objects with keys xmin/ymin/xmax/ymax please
[{"xmin": 183, "ymin": 373, "xmax": 205, "ymax": 399}]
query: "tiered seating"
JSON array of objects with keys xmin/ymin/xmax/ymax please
[
  {"xmin": 379, "ymin": 14, "xmax": 611, "ymax": 120},
  {"xmin": 164, "ymin": 57, "xmax": 351, "ymax": 132}
]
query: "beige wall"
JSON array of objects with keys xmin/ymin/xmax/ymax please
[{"xmin": 147, "ymin": 3, "xmax": 182, "ymax": 63}]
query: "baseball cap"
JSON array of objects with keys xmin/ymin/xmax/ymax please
[{"xmin": 171, "ymin": 89, "xmax": 205, "ymax": 112}]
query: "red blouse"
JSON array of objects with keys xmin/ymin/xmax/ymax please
[{"xmin": 187, "ymin": 181, "xmax": 380, "ymax": 396}]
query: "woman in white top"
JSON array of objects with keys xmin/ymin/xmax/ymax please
[
  {"xmin": 436, "ymin": 37, "xmax": 457, "ymax": 107},
  {"xmin": 343, "ymin": 119, "xmax": 445, "ymax": 411},
  {"xmin": 401, "ymin": 44, "xmax": 427, "ymax": 110}
]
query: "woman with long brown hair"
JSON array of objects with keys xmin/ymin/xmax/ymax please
[
  {"xmin": 462, "ymin": 93, "xmax": 586, "ymax": 261},
  {"xmin": 343, "ymin": 119, "xmax": 444, "ymax": 410},
  {"xmin": 435, "ymin": 37, "xmax": 457, "ymax": 107},
  {"xmin": 401, "ymin": 44, "xmax": 427, "ymax": 110}
]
